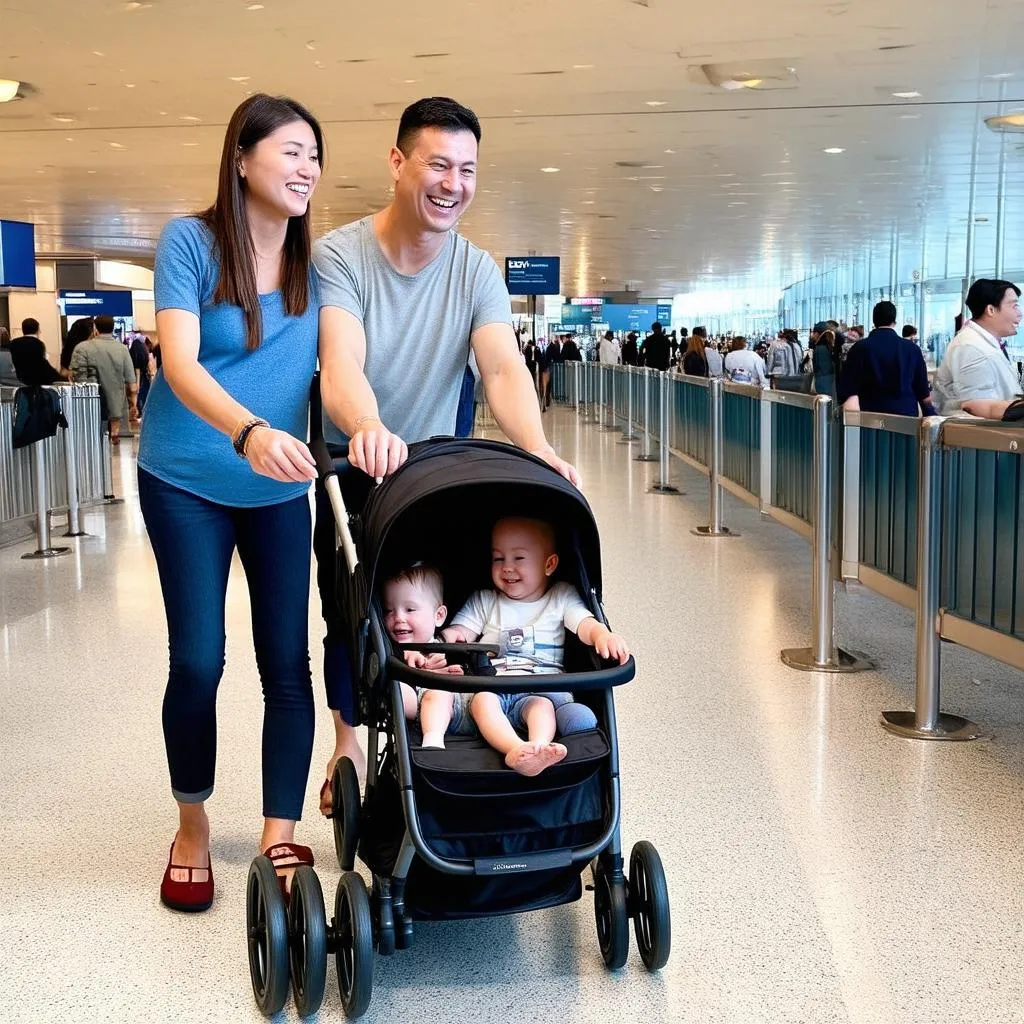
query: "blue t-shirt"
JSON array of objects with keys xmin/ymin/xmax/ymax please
[{"xmin": 138, "ymin": 217, "xmax": 319, "ymax": 507}]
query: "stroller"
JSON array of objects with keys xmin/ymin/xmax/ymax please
[{"xmin": 245, "ymin": 438, "xmax": 671, "ymax": 1019}]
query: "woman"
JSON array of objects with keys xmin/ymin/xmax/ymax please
[
  {"xmin": 681, "ymin": 332, "xmax": 709, "ymax": 377},
  {"xmin": 60, "ymin": 317, "xmax": 96, "ymax": 379},
  {"xmin": 812, "ymin": 328, "xmax": 839, "ymax": 397},
  {"xmin": 138, "ymin": 94, "xmax": 324, "ymax": 912},
  {"xmin": 0, "ymin": 326, "xmax": 18, "ymax": 387}
]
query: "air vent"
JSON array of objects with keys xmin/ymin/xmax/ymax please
[
  {"xmin": 335, "ymin": 184, "xmax": 358, "ymax": 190},
  {"xmin": 412, "ymin": 52, "xmax": 450, "ymax": 59},
  {"xmin": 520, "ymin": 70, "xmax": 565, "ymax": 76},
  {"xmin": 615, "ymin": 160, "xmax": 647, "ymax": 168}
]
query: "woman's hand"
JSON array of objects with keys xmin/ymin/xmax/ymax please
[{"xmin": 245, "ymin": 427, "xmax": 317, "ymax": 483}]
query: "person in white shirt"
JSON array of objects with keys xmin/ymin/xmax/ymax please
[
  {"xmin": 933, "ymin": 278, "xmax": 1022, "ymax": 413},
  {"xmin": 723, "ymin": 336, "xmax": 767, "ymax": 386},
  {"xmin": 443, "ymin": 516, "xmax": 629, "ymax": 776},
  {"xmin": 598, "ymin": 330, "xmax": 620, "ymax": 365}
]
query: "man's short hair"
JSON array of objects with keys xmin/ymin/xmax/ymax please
[
  {"xmin": 94, "ymin": 315, "xmax": 115, "ymax": 334},
  {"xmin": 396, "ymin": 97, "xmax": 481, "ymax": 155},
  {"xmin": 604, "ymin": 330, "xmax": 613, "ymax": 340},
  {"xmin": 693, "ymin": 325, "xmax": 707, "ymax": 339},
  {"xmin": 386, "ymin": 564, "xmax": 444, "ymax": 607},
  {"xmin": 21, "ymin": 318, "xmax": 39, "ymax": 335},
  {"xmin": 901, "ymin": 324, "xmax": 918, "ymax": 339},
  {"xmin": 965, "ymin": 278, "xmax": 1021, "ymax": 320},
  {"xmin": 872, "ymin": 301, "xmax": 897, "ymax": 329}
]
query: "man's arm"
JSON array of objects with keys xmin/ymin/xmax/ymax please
[
  {"xmin": 911, "ymin": 349, "xmax": 936, "ymax": 415},
  {"xmin": 318, "ymin": 306, "xmax": 407, "ymax": 479},
  {"xmin": 471, "ymin": 321, "xmax": 579, "ymax": 486},
  {"xmin": 951, "ymin": 347, "xmax": 1001, "ymax": 404}
]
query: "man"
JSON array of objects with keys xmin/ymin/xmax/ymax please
[
  {"xmin": 69, "ymin": 314, "xmax": 138, "ymax": 441},
  {"xmin": 838, "ymin": 301, "xmax": 935, "ymax": 416},
  {"xmin": 561, "ymin": 332, "xmax": 582, "ymax": 361},
  {"xmin": 933, "ymin": 279, "xmax": 1022, "ymax": 413},
  {"xmin": 312, "ymin": 97, "xmax": 579, "ymax": 791},
  {"xmin": 642, "ymin": 321, "xmax": 671, "ymax": 371},
  {"xmin": 621, "ymin": 331, "xmax": 639, "ymax": 366},
  {"xmin": 9, "ymin": 317, "xmax": 61, "ymax": 386},
  {"xmin": 902, "ymin": 324, "xmax": 919, "ymax": 344},
  {"xmin": 723, "ymin": 336, "xmax": 767, "ymax": 386},
  {"xmin": 598, "ymin": 330, "xmax": 620, "ymax": 365}
]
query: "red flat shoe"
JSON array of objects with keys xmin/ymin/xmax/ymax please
[
  {"xmin": 264, "ymin": 843, "xmax": 315, "ymax": 899},
  {"xmin": 160, "ymin": 839, "xmax": 213, "ymax": 913},
  {"xmin": 319, "ymin": 778, "xmax": 333, "ymax": 819}
]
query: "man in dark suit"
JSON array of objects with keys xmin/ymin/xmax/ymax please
[
  {"xmin": 561, "ymin": 333, "xmax": 582, "ymax": 361},
  {"xmin": 621, "ymin": 332, "xmax": 639, "ymax": 366},
  {"xmin": 642, "ymin": 322, "xmax": 671, "ymax": 371},
  {"xmin": 10, "ymin": 318, "xmax": 61, "ymax": 386}
]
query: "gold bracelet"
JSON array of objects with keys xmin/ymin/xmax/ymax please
[{"xmin": 353, "ymin": 414, "xmax": 382, "ymax": 431}]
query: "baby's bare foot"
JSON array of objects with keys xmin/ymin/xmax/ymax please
[{"xmin": 505, "ymin": 742, "xmax": 567, "ymax": 776}]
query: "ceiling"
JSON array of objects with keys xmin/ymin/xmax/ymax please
[{"xmin": 2, "ymin": 0, "xmax": 1024, "ymax": 296}]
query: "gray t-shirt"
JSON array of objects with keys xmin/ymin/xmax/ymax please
[{"xmin": 313, "ymin": 216, "xmax": 512, "ymax": 445}]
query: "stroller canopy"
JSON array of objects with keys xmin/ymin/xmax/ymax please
[{"xmin": 360, "ymin": 439, "xmax": 604, "ymax": 613}]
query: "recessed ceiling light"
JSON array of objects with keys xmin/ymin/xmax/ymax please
[
  {"xmin": 182, "ymin": 141, "xmax": 199, "ymax": 147},
  {"xmin": 892, "ymin": 90, "xmax": 921, "ymax": 98},
  {"xmin": 572, "ymin": 64, "xmax": 595, "ymax": 70},
  {"xmin": 540, "ymin": 167, "xmax": 560, "ymax": 173},
  {"xmin": 246, "ymin": 2, "xmax": 264, "ymax": 8},
  {"xmin": 180, "ymin": 115, "xmax": 201, "ymax": 121},
  {"xmin": 229, "ymin": 76, "xmax": 250, "ymax": 83},
  {"xmin": 124, "ymin": 1, "xmax": 153, "ymax": 9},
  {"xmin": 645, "ymin": 100, "xmax": 667, "ymax": 107},
  {"xmin": 0, "ymin": 79, "xmax": 20, "ymax": 103},
  {"xmin": 52, "ymin": 114, "xmax": 76, "ymax": 123},
  {"xmin": 125, "ymin": 83, "xmax": 136, "ymax": 88},
  {"xmin": 109, "ymin": 141, "xmax": 125, "ymax": 149},
  {"xmin": 403, "ymin": 79, "xmax": 417, "ymax": 84},
  {"xmin": 823, "ymin": 147, "xmax": 845, "ymax": 154},
  {"xmin": 985, "ymin": 72, "xmax": 1013, "ymax": 80}
]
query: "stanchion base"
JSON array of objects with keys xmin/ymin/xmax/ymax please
[
  {"xmin": 600, "ymin": 424, "xmax": 620, "ymax": 432},
  {"xmin": 780, "ymin": 646, "xmax": 876, "ymax": 673},
  {"xmin": 691, "ymin": 525, "xmax": 741, "ymax": 538},
  {"xmin": 101, "ymin": 496, "xmax": 126, "ymax": 505},
  {"xmin": 22, "ymin": 547, "xmax": 71, "ymax": 560},
  {"xmin": 618, "ymin": 433, "xmax": 639, "ymax": 443},
  {"xmin": 879, "ymin": 710, "xmax": 985, "ymax": 741},
  {"xmin": 649, "ymin": 483, "xmax": 681, "ymax": 495},
  {"xmin": 635, "ymin": 453, "xmax": 659, "ymax": 462},
  {"xmin": 63, "ymin": 531, "xmax": 89, "ymax": 538}
]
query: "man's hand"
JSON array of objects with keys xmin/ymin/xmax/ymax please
[
  {"xmin": 246, "ymin": 427, "xmax": 318, "ymax": 483},
  {"xmin": 529, "ymin": 444, "xmax": 581, "ymax": 488},
  {"xmin": 349, "ymin": 420, "xmax": 408, "ymax": 481}
]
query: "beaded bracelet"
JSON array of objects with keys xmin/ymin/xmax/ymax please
[{"xmin": 233, "ymin": 417, "xmax": 269, "ymax": 458}]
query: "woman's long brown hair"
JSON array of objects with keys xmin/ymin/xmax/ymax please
[{"xmin": 200, "ymin": 94, "xmax": 325, "ymax": 351}]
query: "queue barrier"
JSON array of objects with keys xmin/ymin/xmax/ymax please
[{"xmin": 553, "ymin": 362, "xmax": 1023, "ymax": 737}]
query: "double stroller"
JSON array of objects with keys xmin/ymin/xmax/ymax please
[{"xmin": 245, "ymin": 437, "xmax": 671, "ymax": 1019}]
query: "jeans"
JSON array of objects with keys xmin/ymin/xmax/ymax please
[{"xmin": 138, "ymin": 468, "xmax": 314, "ymax": 821}]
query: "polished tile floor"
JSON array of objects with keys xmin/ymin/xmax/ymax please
[{"xmin": 1, "ymin": 405, "xmax": 1021, "ymax": 1024}]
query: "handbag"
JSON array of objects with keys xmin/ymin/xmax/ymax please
[
  {"xmin": 1001, "ymin": 398, "xmax": 1024, "ymax": 422},
  {"xmin": 12, "ymin": 386, "xmax": 68, "ymax": 449}
]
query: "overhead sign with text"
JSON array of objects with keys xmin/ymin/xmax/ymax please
[
  {"xmin": 59, "ymin": 290, "xmax": 134, "ymax": 317},
  {"xmin": 603, "ymin": 304, "xmax": 661, "ymax": 331},
  {"xmin": 0, "ymin": 219, "xmax": 36, "ymax": 289},
  {"xmin": 505, "ymin": 257, "xmax": 561, "ymax": 295}
]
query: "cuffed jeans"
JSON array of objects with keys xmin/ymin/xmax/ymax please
[{"xmin": 138, "ymin": 468, "xmax": 314, "ymax": 821}]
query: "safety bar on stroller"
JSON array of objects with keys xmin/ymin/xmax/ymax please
[
  {"xmin": 386, "ymin": 647, "xmax": 636, "ymax": 693},
  {"xmin": 310, "ymin": 437, "xmax": 359, "ymax": 576}
]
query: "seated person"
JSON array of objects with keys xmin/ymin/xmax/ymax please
[
  {"xmin": 382, "ymin": 565, "xmax": 469, "ymax": 750},
  {"xmin": 443, "ymin": 516, "xmax": 629, "ymax": 777}
]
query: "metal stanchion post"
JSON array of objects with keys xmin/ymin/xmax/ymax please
[
  {"xmin": 692, "ymin": 377, "xmax": 738, "ymax": 536},
  {"xmin": 650, "ymin": 371, "xmax": 681, "ymax": 494},
  {"xmin": 781, "ymin": 396, "xmax": 874, "ymax": 672},
  {"xmin": 22, "ymin": 439, "xmax": 71, "ymax": 560},
  {"xmin": 603, "ymin": 367, "xmax": 619, "ymax": 430},
  {"xmin": 881, "ymin": 418, "xmax": 983, "ymax": 738},
  {"xmin": 62, "ymin": 421, "xmax": 87, "ymax": 537},
  {"xmin": 100, "ymin": 429, "xmax": 125, "ymax": 505},
  {"xmin": 573, "ymin": 362, "xmax": 583, "ymax": 417},
  {"xmin": 619, "ymin": 367, "xmax": 638, "ymax": 442},
  {"xmin": 636, "ymin": 368, "xmax": 658, "ymax": 461}
]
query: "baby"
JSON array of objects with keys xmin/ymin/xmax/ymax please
[
  {"xmin": 381, "ymin": 565, "xmax": 470, "ymax": 749},
  {"xmin": 442, "ymin": 516, "xmax": 630, "ymax": 777}
]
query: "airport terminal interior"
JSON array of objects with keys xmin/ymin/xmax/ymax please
[{"xmin": 1, "ymin": 2, "xmax": 1022, "ymax": 1023}]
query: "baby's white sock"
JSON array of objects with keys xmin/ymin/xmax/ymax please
[{"xmin": 421, "ymin": 731, "xmax": 446, "ymax": 749}]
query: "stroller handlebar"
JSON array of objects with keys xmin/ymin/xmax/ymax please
[
  {"xmin": 386, "ymin": 653, "xmax": 635, "ymax": 693},
  {"xmin": 309, "ymin": 437, "xmax": 360, "ymax": 575},
  {"xmin": 309, "ymin": 437, "xmax": 338, "ymax": 480}
]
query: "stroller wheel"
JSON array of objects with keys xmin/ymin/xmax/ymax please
[
  {"xmin": 246, "ymin": 855, "xmax": 290, "ymax": 1016},
  {"xmin": 593, "ymin": 860, "xmax": 629, "ymax": 970},
  {"xmin": 334, "ymin": 872, "xmax": 374, "ymax": 1019},
  {"xmin": 289, "ymin": 865, "xmax": 328, "ymax": 1017},
  {"xmin": 332, "ymin": 756, "xmax": 362, "ymax": 872},
  {"xmin": 629, "ymin": 841, "xmax": 671, "ymax": 971}
]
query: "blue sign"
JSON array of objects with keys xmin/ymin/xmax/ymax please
[
  {"xmin": 505, "ymin": 257, "xmax": 560, "ymax": 295},
  {"xmin": 657, "ymin": 304, "xmax": 672, "ymax": 326},
  {"xmin": 603, "ymin": 304, "xmax": 660, "ymax": 332},
  {"xmin": 560, "ymin": 302, "xmax": 604, "ymax": 325},
  {"xmin": 0, "ymin": 220, "xmax": 37, "ymax": 288},
  {"xmin": 60, "ymin": 290, "xmax": 134, "ymax": 317}
]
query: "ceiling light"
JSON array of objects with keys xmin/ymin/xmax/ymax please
[
  {"xmin": 52, "ymin": 114, "xmax": 76, "ymax": 123},
  {"xmin": 823, "ymin": 147, "xmax": 845, "ymax": 154},
  {"xmin": 109, "ymin": 142, "xmax": 125, "ymax": 149},
  {"xmin": 246, "ymin": 3, "xmax": 264, "ymax": 8},
  {"xmin": 180, "ymin": 115, "xmax": 201, "ymax": 121},
  {"xmin": 664, "ymin": 148, "xmax": 675, "ymax": 154},
  {"xmin": 985, "ymin": 113, "xmax": 1024, "ymax": 133},
  {"xmin": 92, "ymin": 50, "xmax": 106, "ymax": 57},
  {"xmin": 540, "ymin": 167, "xmax": 560, "ymax": 173},
  {"xmin": 572, "ymin": 64, "xmax": 595, "ymax": 70},
  {"xmin": 125, "ymin": 83, "xmax": 136, "ymax": 88},
  {"xmin": 0, "ymin": 79, "xmax": 20, "ymax": 103},
  {"xmin": 645, "ymin": 100, "xmax": 667, "ymax": 107},
  {"xmin": 229, "ymin": 76, "xmax": 250, "ymax": 83},
  {"xmin": 892, "ymin": 90, "xmax": 921, "ymax": 98},
  {"xmin": 985, "ymin": 72, "xmax": 1013, "ymax": 80}
]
